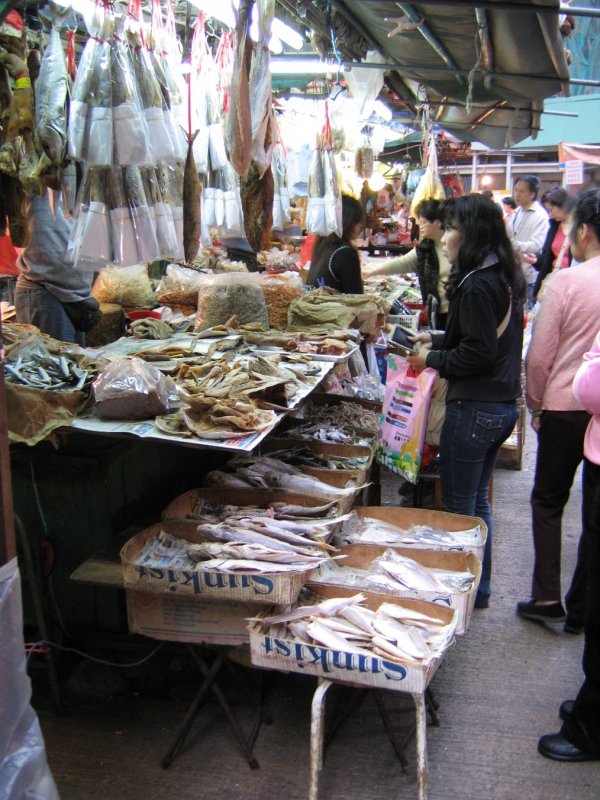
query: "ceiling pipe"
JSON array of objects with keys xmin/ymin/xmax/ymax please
[
  {"xmin": 393, "ymin": 2, "xmax": 467, "ymax": 87},
  {"xmin": 474, "ymin": 8, "xmax": 493, "ymax": 90}
]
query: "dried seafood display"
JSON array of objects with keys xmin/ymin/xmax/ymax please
[
  {"xmin": 341, "ymin": 513, "xmax": 483, "ymax": 550},
  {"xmin": 205, "ymin": 455, "xmax": 365, "ymax": 497},
  {"xmin": 254, "ymin": 594, "xmax": 456, "ymax": 666},
  {"xmin": 306, "ymin": 401, "xmax": 381, "ymax": 434},
  {"xmin": 264, "ymin": 447, "xmax": 370, "ymax": 472},
  {"xmin": 311, "ymin": 550, "xmax": 475, "ymax": 594},
  {"xmin": 281, "ymin": 421, "xmax": 374, "ymax": 448},
  {"xmin": 4, "ymin": 344, "xmax": 94, "ymax": 391},
  {"xmin": 243, "ymin": 329, "xmax": 358, "ymax": 356}
]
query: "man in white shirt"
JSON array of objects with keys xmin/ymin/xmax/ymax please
[{"xmin": 508, "ymin": 175, "xmax": 550, "ymax": 307}]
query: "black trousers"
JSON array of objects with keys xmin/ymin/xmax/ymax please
[
  {"xmin": 530, "ymin": 410, "xmax": 590, "ymax": 606},
  {"xmin": 562, "ymin": 459, "xmax": 600, "ymax": 752}
]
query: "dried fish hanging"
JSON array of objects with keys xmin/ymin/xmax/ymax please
[
  {"xmin": 305, "ymin": 101, "xmax": 342, "ymax": 236},
  {"xmin": 35, "ymin": 3, "xmax": 70, "ymax": 167},
  {"xmin": 249, "ymin": 0, "xmax": 275, "ymax": 178},
  {"xmin": 225, "ymin": 0, "xmax": 253, "ymax": 177},
  {"xmin": 271, "ymin": 121, "xmax": 291, "ymax": 230},
  {"xmin": 189, "ymin": 13, "xmax": 212, "ymax": 175}
]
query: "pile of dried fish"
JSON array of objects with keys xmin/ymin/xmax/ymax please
[
  {"xmin": 187, "ymin": 498, "xmax": 343, "ymax": 522},
  {"xmin": 134, "ymin": 530, "xmax": 329, "ymax": 576},
  {"xmin": 340, "ymin": 513, "xmax": 483, "ymax": 550},
  {"xmin": 205, "ymin": 455, "xmax": 365, "ymax": 497},
  {"xmin": 178, "ymin": 351, "xmax": 321, "ymax": 410},
  {"xmin": 264, "ymin": 447, "xmax": 370, "ymax": 472},
  {"xmin": 307, "ymin": 402, "xmax": 381, "ymax": 434},
  {"xmin": 255, "ymin": 594, "xmax": 455, "ymax": 666},
  {"xmin": 243, "ymin": 329, "xmax": 357, "ymax": 356},
  {"xmin": 312, "ymin": 551, "xmax": 475, "ymax": 594},
  {"xmin": 282, "ymin": 422, "xmax": 374, "ymax": 448},
  {"xmin": 4, "ymin": 346, "xmax": 93, "ymax": 392}
]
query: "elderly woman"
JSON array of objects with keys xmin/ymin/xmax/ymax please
[{"xmin": 408, "ymin": 194, "xmax": 526, "ymax": 608}]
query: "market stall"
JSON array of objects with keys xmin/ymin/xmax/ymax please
[{"xmin": 0, "ymin": 0, "xmax": 584, "ymax": 798}]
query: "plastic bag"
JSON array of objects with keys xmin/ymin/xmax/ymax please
[
  {"xmin": 195, "ymin": 272, "xmax": 269, "ymax": 330},
  {"xmin": 92, "ymin": 357, "xmax": 172, "ymax": 419},
  {"xmin": 345, "ymin": 50, "xmax": 386, "ymax": 120},
  {"xmin": 305, "ymin": 104, "xmax": 342, "ymax": 236},
  {"xmin": 92, "ymin": 264, "xmax": 157, "ymax": 308},
  {"xmin": 156, "ymin": 263, "xmax": 202, "ymax": 306},
  {"xmin": 258, "ymin": 271, "xmax": 303, "ymax": 329},
  {"xmin": 0, "ymin": 559, "xmax": 60, "ymax": 800},
  {"xmin": 377, "ymin": 353, "xmax": 437, "ymax": 484}
]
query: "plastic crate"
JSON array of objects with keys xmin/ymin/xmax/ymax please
[{"xmin": 386, "ymin": 312, "xmax": 420, "ymax": 332}]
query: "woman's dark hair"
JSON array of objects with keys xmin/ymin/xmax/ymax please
[
  {"xmin": 502, "ymin": 196, "xmax": 516, "ymax": 210},
  {"xmin": 481, "ymin": 188, "xmax": 494, "ymax": 201},
  {"xmin": 570, "ymin": 189, "xmax": 600, "ymax": 246},
  {"xmin": 414, "ymin": 198, "xmax": 443, "ymax": 223},
  {"xmin": 311, "ymin": 194, "xmax": 364, "ymax": 265},
  {"xmin": 545, "ymin": 186, "xmax": 576, "ymax": 214},
  {"xmin": 515, "ymin": 174, "xmax": 540, "ymax": 198},
  {"xmin": 442, "ymin": 194, "xmax": 527, "ymax": 302}
]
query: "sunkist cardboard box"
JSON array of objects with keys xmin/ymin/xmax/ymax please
[{"xmin": 126, "ymin": 590, "xmax": 256, "ymax": 646}]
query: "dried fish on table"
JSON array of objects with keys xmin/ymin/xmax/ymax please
[
  {"xmin": 4, "ymin": 344, "xmax": 94, "ymax": 391},
  {"xmin": 182, "ymin": 398, "xmax": 276, "ymax": 439},
  {"xmin": 255, "ymin": 593, "xmax": 456, "ymax": 666},
  {"xmin": 264, "ymin": 447, "xmax": 370, "ymax": 472}
]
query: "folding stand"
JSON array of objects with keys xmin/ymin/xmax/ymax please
[
  {"xmin": 309, "ymin": 678, "xmax": 437, "ymax": 800},
  {"xmin": 161, "ymin": 644, "xmax": 271, "ymax": 771}
]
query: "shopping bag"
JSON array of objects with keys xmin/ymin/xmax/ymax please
[
  {"xmin": 377, "ymin": 353, "xmax": 437, "ymax": 484},
  {"xmin": 424, "ymin": 376, "xmax": 448, "ymax": 447}
]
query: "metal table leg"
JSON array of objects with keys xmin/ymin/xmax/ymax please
[
  {"xmin": 309, "ymin": 678, "xmax": 332, "ymax": 800},
  {"xmin": 413, "ymin": 692, "xmax": 429, "ymax": 800}
]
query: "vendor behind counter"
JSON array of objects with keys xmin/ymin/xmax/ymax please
[
  {"xmin": 362, "ymin": 198, "xmax": 450, "ymax": 329},
  {"xmin": 306, "ymin": 195, "xmax": 364, "ymax": 294}
]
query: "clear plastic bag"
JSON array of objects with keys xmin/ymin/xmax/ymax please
[
  {"xmin": 92, "ymin": 357, "xmax": 172, "ymax": 419},
  {"xmin": 345, "ymin": 50, "xmax": 386, "ymax": 120},
  {"xmin": 195, "ymin": 272, "xmax": 269, "ymax": 330},
  {"xmin": 73, "ymin": 201, "xmax": 112, "ymax": 272},
  {"xmin": 156, "ymin": 263, "xmax": 202, "ymax": 306},
  {"xmin": 0, "ymin": 559, "xmax": 59, "ymax": 800},
  {"xmin": 92, "ymin": 263, "xmax": 157, "ymax": 308}
]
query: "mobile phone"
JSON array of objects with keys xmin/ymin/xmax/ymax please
[{"xmin": 391, "ymin": 325, "xmax": 415, "ymax": 354}]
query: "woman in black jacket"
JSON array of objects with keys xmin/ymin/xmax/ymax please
[
  {"xmin": 408, "ymin": 194, "xmax": 527, "ymax": 608},
  {"xmin": 306, "ymin": 195, "xmax": 364, "ymax": 294}
]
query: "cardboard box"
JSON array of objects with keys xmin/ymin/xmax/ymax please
[
  {"xmin": 161, "ymin": 487, "xmax": 345, "ymax": 530},
  {"xmin": 126, "ymin": 589, "xmax": 254, "ymax": 645},
  {"xmin": 259, "ymin": 437, "xmax": 374, "ymax": 487},
  {"xmin": 121, "ymin": 523, "xmax": 318, "ymax": 606},
  {"xmin": 307, "ymin": 543, "xmax": 481, "ymax": 635},
  {"xmin": 337, "ymin": 507, "xmax": 487, "ymax": 562},
  {"xmin": 249, "ymin": 584, "xmax": 457, "ymax": 694}
]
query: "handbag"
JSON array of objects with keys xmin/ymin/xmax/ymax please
[{"xmin": 424, "ymin": 297, "xmax": 512, "ymax": 447}]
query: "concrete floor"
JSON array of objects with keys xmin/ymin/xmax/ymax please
[{"xmin": 37, "ymin": 424, "xmax": 600, "ymax": 799}]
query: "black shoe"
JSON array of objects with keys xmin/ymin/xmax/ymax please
[
  {"xmin": 538, "ymin": 733, "xmax": 600, "ymax": 762},
  {"xmin": 564, "ymin": 617, "xmax": 584, "ymax": 635},
  {"xmin": 516, "ymin": 599, "xmax": 566, "ymax": 623},
  {"xmin": 559, "ymin": 700, "xmax": 575, "ymax": 722},
  {"xmin": 474, "ymin": 592, "xmax": 489, "ymax": 609}
]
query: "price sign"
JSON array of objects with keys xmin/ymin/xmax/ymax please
[{"xmin": 564, "ymin": 159, "xmax": 584, "ymax": 185}]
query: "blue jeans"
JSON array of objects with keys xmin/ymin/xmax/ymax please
[
  {"xmin": 15, "ymin": 283, "xmax": 85, "ymax": 345},
  {"xmin": 440, "ymin": 399, "xmax": 518, "ymax": 598}
]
